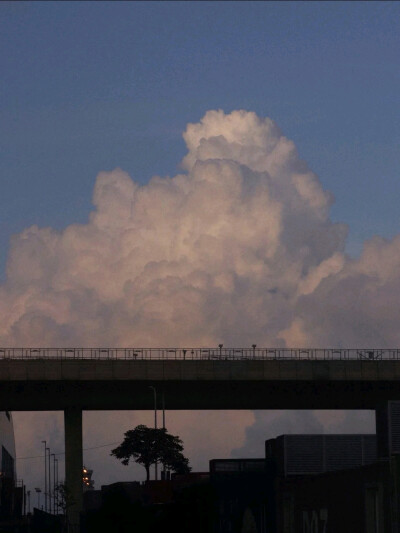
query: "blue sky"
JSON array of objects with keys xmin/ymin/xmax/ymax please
[
  {"xmin": 2, "ymin": 0, "xmax": 400, "ymax": 490},
  {"xmin": 1, "ymin": 1, "xmax": 399, "ymax": 276}
]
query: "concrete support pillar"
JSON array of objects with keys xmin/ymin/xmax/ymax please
[
  {"xmin": 375, "ymin": 403, "xmax": 389, "ymax": 458},
  {"xmin": 64, "ymin": 408, "xmax": 83, "ymax": 533}
]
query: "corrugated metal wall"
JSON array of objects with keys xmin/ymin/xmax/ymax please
[{"xmin": 266, "ymin": 434, "xmax": 376, "ymax": 475}]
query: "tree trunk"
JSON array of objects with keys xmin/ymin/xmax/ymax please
[{"xmin": 145, "ymin": 465, "xmax": 150, "ymax": 482}]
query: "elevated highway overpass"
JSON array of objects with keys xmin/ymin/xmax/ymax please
[
  {"xmin": 1, "ymin": 357, "xmax": 400, "ymax": 411},
  {"xmin": 2, "ymin": 347, "xmax": 400, "ymax": 530},
  {"xmin": 0, "ymin": 347, "xmax": 400, "ymax": 411}
]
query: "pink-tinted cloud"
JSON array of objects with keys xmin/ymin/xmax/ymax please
[{"xmin": 7, "ymin": 109, "xmax": 393, "ymax": 487}]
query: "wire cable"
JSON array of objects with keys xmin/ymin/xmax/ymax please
[{"xmin": 17, "ymin": 441, "xmax": 120, "ymax": 460}]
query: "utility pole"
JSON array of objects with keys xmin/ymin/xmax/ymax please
[
  {"xmin": 161, "ymin": 391, "xmax": 166, "ymax": 480},
  {"xmin": 41, "ymin": 441, "xmax": 47, "ymax": 512},
  {"xmin": 51, "ymin": 454, "xmax": 56, "ymax": 514},
  {"xmin": 35, "ymin": 488, "xmax": 41, "ymax": 510},
  {"xmin": 162, "ymin": 392, "xmax": 166, "ymax": 429},
  {"xmin": 55, "ymin": 457, "xmax": 59, "ymax": 514},
  {"xmin": 47, "ymin": 447, "xmax": 51, "ymax": 513},
  {"xmin": 149, "ymin": 386, "xmax": 158, "ymax": 480}
]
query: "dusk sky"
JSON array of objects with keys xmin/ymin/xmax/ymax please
[{"xmin": 1, "ymin": 2, "xmax": 399, "ymax": 490}]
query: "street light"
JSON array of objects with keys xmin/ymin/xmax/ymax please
[
  {"xmin": 161, "ymin": 391, "xmax": 167, "ymax": 480},
  {"xmin": 41, "ymin": 441, "xmax": 47, "ymax": 512},
  {"xmin": 34, "ymin": 488, "xmax": 41, "ymax": 509},
  {"xmin": 54, "ymin": 458, "xmax": 59, "ymax": 514},
  {"xmin": 27, "ymin": 490, "xmax": 31, "ymax": 514},
  {"xmin": 149, "ymin": 386, "xmax": 157, "ymax": 429},
  {"xmin": 51, "ymin": 454, "xmax": 56, "ymax": 514},
  {"xmin": 47, "ymin": 447, "xmax": 51, "ymax": 513},
  {"xmin": 161, "ymin": 392, "xmax": 166, "ymax": 430},
  {"xmin": 149, "ymin": 386, "xmax": 158, "ymax": 480}
]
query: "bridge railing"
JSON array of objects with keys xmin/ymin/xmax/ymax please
[{"xmin": 0, "ymin": 348, "xmax": 399, "ymax": 361}]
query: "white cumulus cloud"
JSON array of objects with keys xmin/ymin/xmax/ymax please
[
  {"xmin": 5, "ymin": 109, "xmax": 396, "ymax": 486},
  {"xmin": 1, "ymin": 110, "xmax": 347, "ymax": 348}
]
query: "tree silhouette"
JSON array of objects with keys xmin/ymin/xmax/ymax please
[
  {"xmin": 111, "ymin": 424, "xmax": 191, "ymax": 481},
  {"xmin": 54, "ymin": 483, "xmax": 75, "ymax": 533}
]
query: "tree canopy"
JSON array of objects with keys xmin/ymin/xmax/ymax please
[{"xmin": 111, "ymin": 425, "xmax": 191, "ymax": 481}]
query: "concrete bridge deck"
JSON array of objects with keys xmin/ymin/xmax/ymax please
[
  {"xmin": 1, "ymin": 358, "xmax": 400, "ymax": 410},
  {"xmin": 3, "ymin": 348, "xmax": 399, "ymax": 530}
]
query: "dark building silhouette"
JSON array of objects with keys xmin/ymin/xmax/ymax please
[
  {"xmin": 210, "ymin": 403, "xmax": 400, "ymax": 533},
  {"xmin": 210, "ymin": 459, "xmax": 274, "ymax": 533},
  {"xmin": 275, "ymin": 458, "xmax": 395, "ymax": 533},
  {"xmin": 82, "ymin": 474, "xmax": 213, "ymax": 533},
  {"xmin": 376, "ymin": 400, "xmax": 400, "ymax": 458},
  {"xmin": 209, "ymin": 445, "xmax": 398, "ymax": 533},
  {"xmin": 80, "ymin": 400, "xmax": 400, "ymax": 533},
  {"xmin": 265, "ymin": 434, "xmax": 377, "ymax": 476},
  {"xmin": 0, "ymin": 410, "xmax": 26, "ymax": 526}
]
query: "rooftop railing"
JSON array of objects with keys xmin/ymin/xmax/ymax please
[{"xmin": 0, "ymin": 348, "xmax": 397, "ymax": 361}]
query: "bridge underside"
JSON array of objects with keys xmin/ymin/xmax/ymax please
[
  {"xmin": 1, "ymin": 379, "xmax": 399, "ymax": 410},
  {"xmin": 3, "ymin": 357, "xmax": 399, "ymax": 530}
]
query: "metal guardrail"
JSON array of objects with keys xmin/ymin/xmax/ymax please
[{"xmin": 0, "ymin": 348, "xmax": 397, "ymax": 361}]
